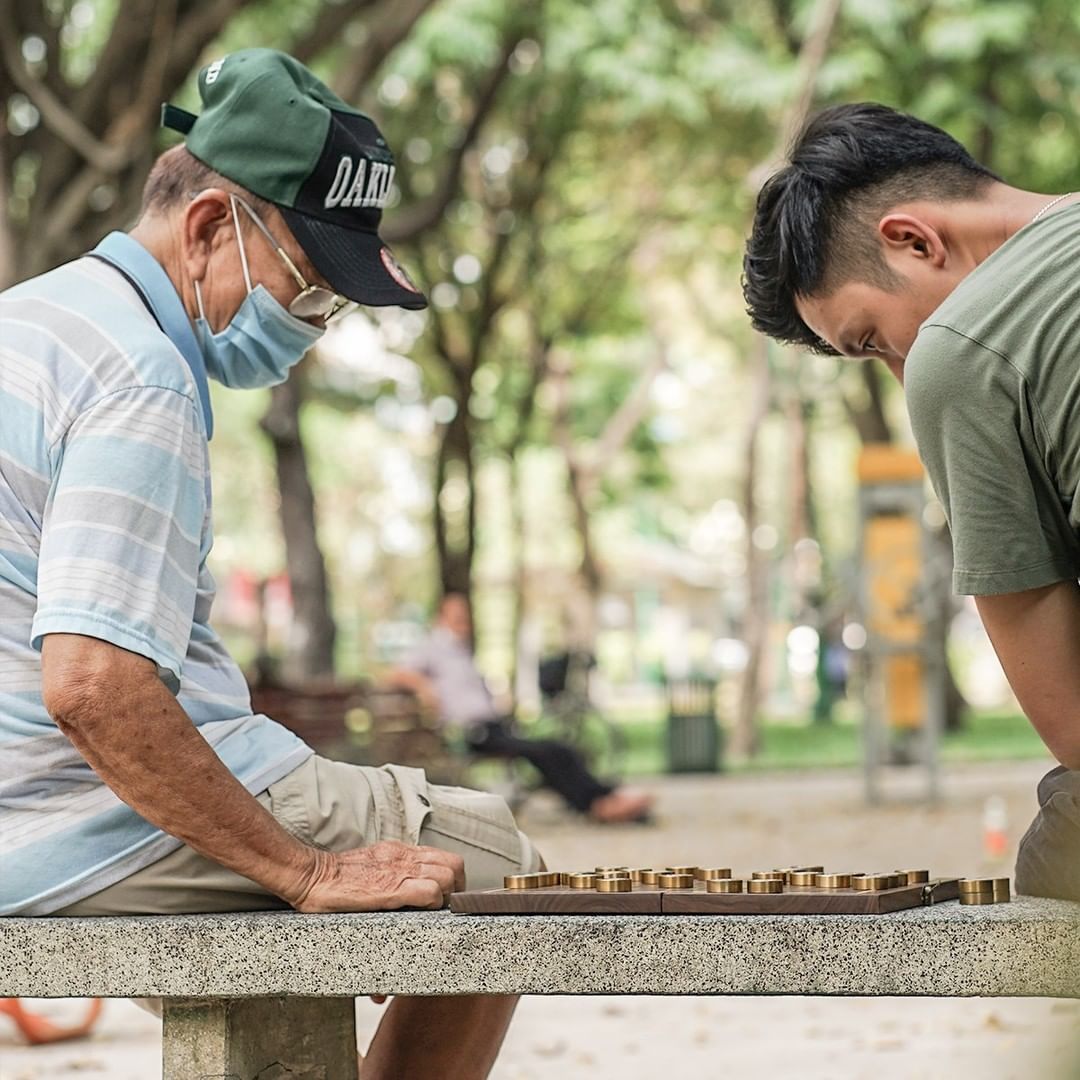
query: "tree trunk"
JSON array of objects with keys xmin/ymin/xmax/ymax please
[
  {"xmin": 433, "ymin": 394, "xmax": 475, "ymax": 600},
  {"xmin": 732, "ymin": 337, "xmax": 772, "ymax": 759},
  {"xmin": 259, "ymin": 372, "xmax": 337, "ymax": 682}
]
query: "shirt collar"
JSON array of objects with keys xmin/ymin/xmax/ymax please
[{"xmin": 90, "ymin": 232, "xmax": 213, "ymax": 438}]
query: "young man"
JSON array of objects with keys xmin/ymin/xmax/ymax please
[
  {"xmin": 388, "ymin": 593, "xmax": 653, "ymax": 823},
  {"xmin": 0, "ymin": 49, "xmax": 535, "ymax": 1077},
  {"xmin": 743, "ymin": 102, "xmax": 1080, "ymax": 901}
]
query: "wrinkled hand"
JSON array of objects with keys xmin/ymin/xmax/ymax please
[{"xmin": 286, "ymin": 840, "xmax": 465, "ymax": 914}]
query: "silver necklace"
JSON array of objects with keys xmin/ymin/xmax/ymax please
[{"xmin": 1031, "ymin": 192, "xmax": 1075, "ymax": 224}]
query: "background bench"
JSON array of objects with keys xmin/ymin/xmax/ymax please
[{"xmin": 3, "ymin": 897, "xmax": 1078, "ymax": 1079}]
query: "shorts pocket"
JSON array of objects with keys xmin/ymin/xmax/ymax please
[{"xmin": 383, "ymin": 763, "xmax": 435, "ymax": 845}]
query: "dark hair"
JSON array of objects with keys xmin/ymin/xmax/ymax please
[
  {"xmin": 742, "ymin": 103, "xmax": 1000, "ymax": 353},
  {"xmin": 140, "ymin": 145, "xmax": 273, "ymax": 217}
]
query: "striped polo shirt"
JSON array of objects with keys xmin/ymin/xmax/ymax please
[{"xmin": 0, "ymin": 237, "xmax": 312, "ymax": 915}]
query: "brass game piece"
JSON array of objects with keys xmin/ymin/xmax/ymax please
[
  {"xmin": 706, "ymin": 878, "xmax": 745, "ymax": 894},
  {"xmin": 896, "ymin": 869, "xmax": 930, "ymax": 884},
  {"xmin": 596, "ymin": 876, "xmax": 632, "ymax": 893},
  {"xmin": 852, "ymin": 874, "xmax": 893, "ymax": 891},
  {"xmin": 666, "ymin": 865, "xmax": 699, "ymax": 877},
  {"xmin": 794, "ymin": 865, "xmax": 825, "ymax": 874},
  {"xmin": 595, "ymin": 866, "xmax": 629, "ymax": 875},
  {"xmin": 959, "ymin": 892, "xmax": 998, "ymax": 905},
  {"xmin": 504, "ymin": 874, "xmax": 540, "ymax": 890},
  {"xmin": 628, "ymin": 868, "xmax": 653, "ymax": 882},
  {"xmin": 752, "ymin": 871, "xmax": 784, "ymax": 880},
  {"xmin": 568, "ymin": 873, "xmax": 597, "ymax": 889},
  {"xmin": 639, "ymin": 869, "xmax": 661, "ymax": 885},
  {"xmin": 534, "ymin": 872, "xmax": 560, "ymax": 887},
  {"xmin": 958, "ymin": 877, "xmax": 1010, "ymax": 904},
  {"xmin": 658, "ymin": 872, "xmax": 694, "ymax": 889},
  {"xmin": 699, "ymin": 868, "xmax": 733, "ymax": 881},
  {"xmin": 814, "ymin": 873, "xmax": 854, "ymax": 889},
  {"xmin": 748, "ymin": 878, "xmax": 783, "ymax": 894},
  {"xmin": 788, "ymin": 870, "xmax": 820, "ymax": 887}
]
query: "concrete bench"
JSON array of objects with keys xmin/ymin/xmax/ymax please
[{"xmin": 2, "ymin": 896, "xmax": 1078, "ymax": 1079}]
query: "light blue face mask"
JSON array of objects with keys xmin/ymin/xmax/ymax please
[{"xmin": 193, "ymin": 197, "xmax": 324, "ymax": 389}]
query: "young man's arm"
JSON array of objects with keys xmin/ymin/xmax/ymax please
[{"xmin": 976, "ymin": 581, "xmax": 1080, "ymax": 769}]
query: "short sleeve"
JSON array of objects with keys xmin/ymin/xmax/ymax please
[
  {"xmin": 906, "ymin": 325, "xmax": 1080, "ymax": 595},
  {"xmin": 31, "ymin": 385, "xmax": 207, "ymax": 685}
]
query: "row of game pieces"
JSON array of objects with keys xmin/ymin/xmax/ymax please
[{"xmin": 503, "ymin": 865, "xmax": 1011, "ymax": 903}]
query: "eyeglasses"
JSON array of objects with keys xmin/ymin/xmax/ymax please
[{"xmin": 230, "ymin": 195, "xmax": 357, "ymax": 323}]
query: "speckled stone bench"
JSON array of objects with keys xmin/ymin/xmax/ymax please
[{"xmin": 2, "ymin": 896, "xmax": 1078, "ymax": 1079}]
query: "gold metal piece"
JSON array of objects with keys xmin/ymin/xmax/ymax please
[
  {"xmin": 639, "ymin": 869, "xmax": 660, "ymax": 886},
  {"xmin": 628, "ymin": 868, "xmax": 653, "ymax": 882},
  {"xmin": 596, "ymin": 876, "xmax": 632, "ymax": 893},
  {"xmin": 504, "ymin": 874, "xmax": 539, "ymax": 890},
  {"xmin": 532, "ymin": 872, "xmax": 560, "ymax": 888},
  {"xmin": 814, "ymin": 873, "xmax": 853, "ymax": 889},
  {"xmin": 852, "ymin": 874, "xmax": 893, "ymax": 891},
  {"xmin": 748, "ymin": 878, "xmax": 783, "ymax": 894},
  {"xmin": 698, "ymin": 868, "xmax": 732, "ymax": 881},
  {"xmin": 658, "ymin": 872, "xmax": 695, "ymax": 889},
  {"xmin": 568, "ymin": 873, "xmax": 597, "ymax": 890},
  {"xmin": 958, "ymin": 878, "xmax": 996, "ymax": 893},
  {"xmin": 993, "ymin": 879, "xmax": 1011, "ymax": 902},
  {"xmin": 666, "ymin": 865, "xmax": 699, "ymax": 878},
  {"xmin": 752, "ymin": 871, "xmax": 785, "ymax": 881},
  {"xmin": 788, "ymin": 871, "xmax": 820, "ymax": 887},
  {"xmin": 896, "ymin": 869, "xmax": 930, "ymax": 884},
  {"xmin": 595, "ymin": 866, "xmax": 629, "ymax": 874},
  {"xmin": 706, "ymin": 878, "xmax": 744, "ymax": 894},
  {"xmin": 559, "ymin": 872, "xmax": 570, "ymax": 886},
  {"xmin": 794, "ymin": 865, "xmax": 825, "ymax": 874},
  {"xmin": 959, "ymin": 892, "xmax": 999, "ymax": 905}
]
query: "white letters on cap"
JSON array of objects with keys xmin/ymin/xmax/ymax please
[
  {"xmin": 324, "ymin": 156, "xmax": 354, "ymax": 208},
  {"xmin": 205, "ymin": 56, "xmax": 227, "ymax": 85},
  {"xmin": 324, "ymin": 155, "xmax": 396, "ymax": 211}
]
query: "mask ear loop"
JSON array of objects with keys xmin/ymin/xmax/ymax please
[
  {"xmin": 193, "ymin": 278, "xmax": 208, "ymax": 321},
  {"xmin": 229, "ymin": 194, "xmax": 255, "ymax": 294}
]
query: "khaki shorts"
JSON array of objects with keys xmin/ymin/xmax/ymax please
[{"xmin": 55, "ymin": 755, "xmax": 540, "ymax": 917}]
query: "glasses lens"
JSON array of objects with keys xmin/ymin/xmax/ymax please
[{"xmin": 289, "ymin": 287, "xmax": 342, "ymax": 319}]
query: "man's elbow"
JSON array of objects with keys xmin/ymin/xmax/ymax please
[{"xmin": 43, "ymin": 669, "xmax": 111, "ymax": 735}]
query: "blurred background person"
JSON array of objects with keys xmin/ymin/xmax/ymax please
[{"xmin": 387, "ymin": 594, "xmax": 653, "ymax": 824}]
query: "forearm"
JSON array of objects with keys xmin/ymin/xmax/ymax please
[{"xmin": 45, "ymin": 646, "xmax": 317, "ymax": 903}]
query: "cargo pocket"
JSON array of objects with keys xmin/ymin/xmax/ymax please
[{"xmin": 383, "ymin": 763, "xmax": 435, "ymax": 845}]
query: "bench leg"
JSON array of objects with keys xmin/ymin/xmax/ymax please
[{"xmin": 161, "ymin": 996, "xmax": 358, "ymax": 1080}]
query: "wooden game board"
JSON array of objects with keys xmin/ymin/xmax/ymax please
[{"xmin": 449, "ymin": 878, "xmax": 961, "ymax": 916}]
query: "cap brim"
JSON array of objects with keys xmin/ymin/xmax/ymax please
[{"xmin": 280, "ymin": 208, "xmax": 427, "ymax": 310}]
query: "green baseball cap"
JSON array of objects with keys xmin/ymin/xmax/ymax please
[{"xmin": 162, "ymin": 48, "xmax": 426, "ymax": 310}]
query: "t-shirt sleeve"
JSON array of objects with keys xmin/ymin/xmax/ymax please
[
  {"xmin": 399, "ymin": 637, "xmax": 434, "ymax": 676},
  {"xmin": 31, "ymin": 385, "xmax": 207, "ymax": 686},
  {"xmin": 906, "ymin": 324, "xmax": 1080, "ymax": 595}
]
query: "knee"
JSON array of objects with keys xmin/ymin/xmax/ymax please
[{"xmin": 1015, "ymin": 793, "xmax": 1080, "ymax": 901}]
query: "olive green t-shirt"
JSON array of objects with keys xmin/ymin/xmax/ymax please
[{"xmin": 905, "ymin": 202, "xmax": 1080, "ymax": 596}]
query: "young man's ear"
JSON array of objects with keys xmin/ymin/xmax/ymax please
[{"xmin": 877, "ymin": 213, "xmax": 947, "ymax": 268}]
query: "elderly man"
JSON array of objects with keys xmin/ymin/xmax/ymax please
[
  {"xmin": 0, "ymin": 49, "xmax": 537, "ymax": 1078},
  {"xmin": 742, "ymin": 102, "xmax": 1080, "ymax": 902}
]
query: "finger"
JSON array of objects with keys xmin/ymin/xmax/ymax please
[
  {"xmin": 369, "ymin": 995, "xmax": 388, "ymax": 1005},
  {"xmin": 415, "ymin": 847, "xmax": 466, "ymax": 892},
  {"xmin": 396, "ymin": 877, "xmax": 445, "ymax": 910},
  {"xmin": 418, "ymin": 861, "xmax": 456, "ymax": 899}
]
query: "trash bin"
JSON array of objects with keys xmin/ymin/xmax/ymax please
[{"xmin": 665, "ymin": 676, "xmax": 721, "ymax": 773}]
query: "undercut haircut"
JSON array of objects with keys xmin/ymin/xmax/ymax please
[
  {"xmin": 742, "ymin": 103, "xmax": 1000, "ymax": 354},
  {"xmin": 140, "ymin": 145, "xmax": 274, "ymax": 218}
]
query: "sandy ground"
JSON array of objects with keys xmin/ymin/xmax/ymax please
[{"xmin": 4, "ymin": 756, "xmax": 1080, "ymax": 1080}]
